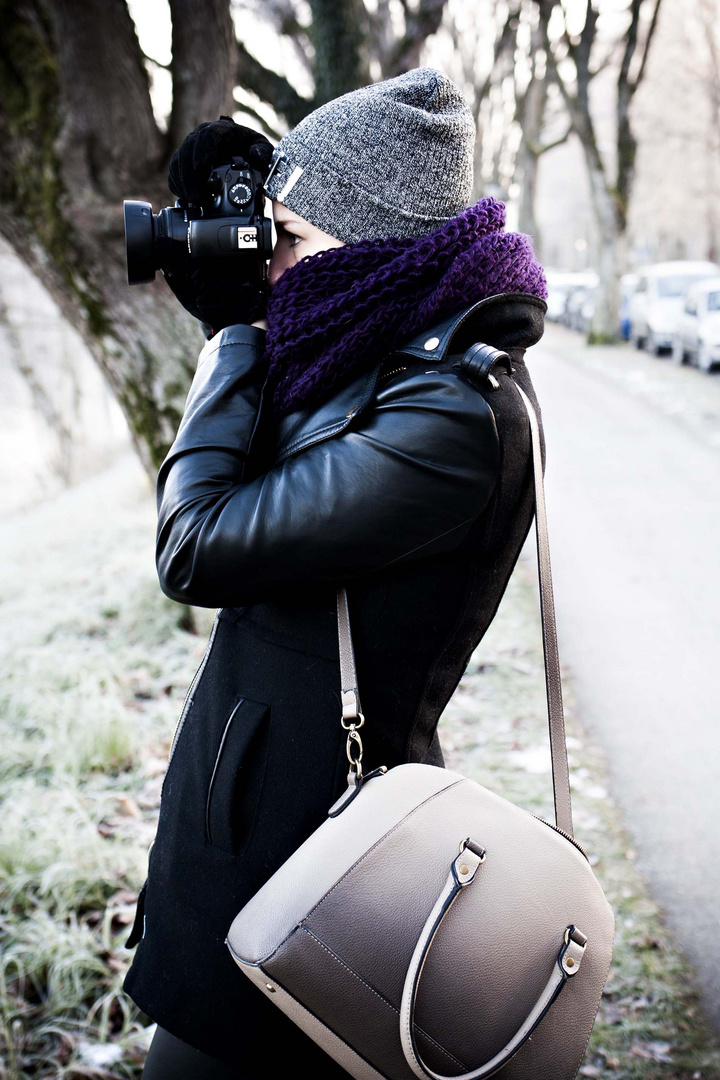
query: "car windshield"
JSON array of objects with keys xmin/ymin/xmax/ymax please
[
  {"xmin": 657, "ymin": 274, "xmax": 711, "ymax": 297},
  {"xmin": 707, "ymin": 291, "xmax": 720, "ymax": 312}
]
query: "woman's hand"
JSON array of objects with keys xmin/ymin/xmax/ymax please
[
  {"xmin": 168, "ymin": 116, "xmax": 274, "ymax": 205},
  {"xmin": 157, "ymin": 237, "xmax": 268, "ymax": 332},
  {"xmin": 161, "ymin": 117, "xmax": 275, "ymax": 332}
]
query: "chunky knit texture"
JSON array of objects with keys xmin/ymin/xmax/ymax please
[{"xmin": 264, "ymin": 197, "xmax": 547, "ymax": 418}]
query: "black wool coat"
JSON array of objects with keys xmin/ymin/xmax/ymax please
[{"xmin": 122, "ymin": 292, "xmax": 548, "ymax": 1074}]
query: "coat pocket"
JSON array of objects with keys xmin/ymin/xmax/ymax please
[
  {"xmin": 124, "ymin": 878, "xmax": 148, "ymax": 949},
  {"xmin": 205, "ymin": 696, "xmax": 271, "ymax": 855}
]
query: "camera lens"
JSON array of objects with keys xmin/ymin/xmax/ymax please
[{"xmin": 124, "ymin": 200, "xmax": 156, "ymax": 285}]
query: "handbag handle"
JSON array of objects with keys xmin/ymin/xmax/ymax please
[
  {"xmin": 336, "ymin": 365, "xmax": 574, "ymax": 838},
  {"xmin": 398, "ymin": 839, "xmax": 588, "ymax": 1080}
]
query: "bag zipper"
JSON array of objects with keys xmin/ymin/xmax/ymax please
[{"xmin": 534, "ymin": 814, "xmax": 589, "ymax": 861}]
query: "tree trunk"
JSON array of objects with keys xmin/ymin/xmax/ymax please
[
  {"xmin": 0, "ymin": 0, "xmax": 215, "ymax": 477},
  {"xmin": 1, "ymin": 0, "xmax": 451, "ymax": 480},
  {"xmin": 516, "ymin": 139, "xmax": 540, "ymax": 251},
  {"xmin": 308, "ymin": 0, "xmax": 370, "ymax": 102},
  {"xmin": 515, "ymin": 57, "xmax": 547, "ymax": 256},
  {"xmin": 584, "ymin": 159, "xmax": 624, "ymax": 343},
  {"xmin": 592, "ymin": 221, "xmax": 625, "ymax": 345},
  {"xmin": 169, "ymin": 0, "xmax": 236, "ymax": 150}
]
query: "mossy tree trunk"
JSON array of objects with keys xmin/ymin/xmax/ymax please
[
  {"xmin": 0, "ymin": 0, "xmax": 226, "ymax": 474},
  {"xmin": 0, "ymin": 0, "xmax": 449, "ymax": 477}
]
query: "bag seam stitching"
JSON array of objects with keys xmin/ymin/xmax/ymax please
[{"xmin": 298, "ymin": 926, "xmax": 469, "ymax": 1070}]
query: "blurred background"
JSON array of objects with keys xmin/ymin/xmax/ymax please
[{"xmin": 1, "ymin": 1, "xmax": 720, "ymax": 1077}]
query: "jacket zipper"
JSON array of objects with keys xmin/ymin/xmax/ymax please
[
  {"xmin": 378, "ymin": 364, "xmax": 408, "ymax": 384},
  {"xmin": 164, "ymin": 609, "xmax": 224, "ymax": 781},
  {"xmin": 534, "ymin": 814, "xmax": 589, "ymax": 861}
]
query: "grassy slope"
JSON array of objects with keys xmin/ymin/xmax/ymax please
[{"xmin": 0, "ymin": 452, "xmax": 718, "ymax": 1078}]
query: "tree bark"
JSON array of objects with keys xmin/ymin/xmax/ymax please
[
  {"xmin": 1, "ymin": 0, "xmax": 455, "ymax": 482},
  {"xmin": 169, "ymin": 0, "xmax": 236, "ymax": 150},
  {"xmin": 308, "ymin": 0, "xmax": 371, "ymax": 103},
  {"xmin": 0, "ymin": 0, "xmax": 223, "ymax": 476}
]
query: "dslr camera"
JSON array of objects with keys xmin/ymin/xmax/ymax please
[{"xmin": 123, "ymin": 157, "xmax": 273, "ymax": 287}]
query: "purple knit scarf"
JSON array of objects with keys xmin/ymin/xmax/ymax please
[{"xmin": 263, "ymin": 197, "xmax": 547, "ymax": 418}]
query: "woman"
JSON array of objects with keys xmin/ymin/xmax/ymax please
[{"xmin": 122, "ymin": 67, "xmax": 548, "ymax": 1078}]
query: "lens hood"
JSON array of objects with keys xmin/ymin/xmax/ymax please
[{"xmin": 124, "ymin": 201, "xmax": 156, "ymax": 285}]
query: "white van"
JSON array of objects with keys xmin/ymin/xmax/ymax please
[{"xmin": 629, "ymin": 261, "xmax": 720, "ymax": 354}]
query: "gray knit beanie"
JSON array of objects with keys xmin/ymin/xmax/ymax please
[{"xmin": 262, "ymin": 67, "xmax": 475, "ymax": 244}]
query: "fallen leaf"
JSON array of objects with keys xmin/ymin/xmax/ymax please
[
  {"xmin": 630, "ymin": 1041, "xmax": 672, "ymax": 1063},
  {"xmin": 114, "ymin": 795, "xmax": 140, "ymax": 817}
]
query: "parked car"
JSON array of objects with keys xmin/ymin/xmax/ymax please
[
  {"xmin": 672, "ymin": 276, "xmax": 720, "ymax": 371},
  {"xmin": 564, "ymin": 281, "xmax": 598, "ymax": 333},
  {"xmin": 629, "ymin": 260, "xmax": 720, "ymax": 354},
  {"xmin": 553, "ymin": 271, "xmax": 599, "ymax": 330},
  {"xmin": 545, "ymin": 270, "xmax": 585, "ymax": 322}
]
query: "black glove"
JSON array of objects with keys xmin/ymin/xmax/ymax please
[
  {"xmin": 163, "ymin": 117, "xmax": 275, "ymax": 332},
  {"xmin": 168, "ymin": 116, "xmax": 274, "ymax": 205},
  {"xmin": 157, "ymin": 236, "xmax": 268, "ymax": 334}
]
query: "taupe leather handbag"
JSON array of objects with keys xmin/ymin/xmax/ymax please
[{"xmin": 226, "ymin": 367, "xmax": 614, "ymax": 1080}]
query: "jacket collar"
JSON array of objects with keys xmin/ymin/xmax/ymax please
[
  {"xmin": 272, "ymin": 292, "xmax": 547, "ymax": 464},
  {"xmin": 392, "ymin": 292, "xmax": 547, "ymax": 364}
]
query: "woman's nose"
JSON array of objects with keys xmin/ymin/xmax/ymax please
[{"xmin": 267, "ymin": 254, "xmax": 287, "ymax": 289}]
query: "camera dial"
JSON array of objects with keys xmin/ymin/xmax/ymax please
[{"xmin": 228, "ymin": 179, "xmax": 253, "ymax": 208}]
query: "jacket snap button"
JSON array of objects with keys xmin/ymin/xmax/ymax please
[{"xmin": 424, "ymin": 336, "xmax": 440, "ymax": 351}]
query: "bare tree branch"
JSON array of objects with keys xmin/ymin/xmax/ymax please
[
  {"xmin": 232, "ymin": 96, "xmax": 283, "ymax": 140},
  {"xmin": 168, "ymin": 0, "xmax": 236, "ymax": 150},
  {"xmin": 618, "ymin": 0, "xmax": 641, "ymax": 104},
  {"xmin": 384, "ymin": 0, "xmax": 449, "ymax": 77},
  {"xmin": 364, "ymin": 0, "xmax": 396, "ymax": 76},
  {"xmin": 142, "ymin": 50, "xmax": 171, "ymax": 71},
  {"xmin": 588, "ymin": 43, "xmax": 618, "ymax": 80},
  {"xmin": 475, "ymin": 6, "xmax": 519, "ymax": 110},
  {"xmin": 236, "ymin": 39, "xmax": 313, "ymax": 127},
  {"xmin": 630, "ymin": 0, "xmax": 663, "ymax": 94},
  {"xmin": 233, "ymin": 0, "xmax": 314, "ymax": 76},
  {"xmin": 537, "ymin": 122, "xmax": 573, "ymax": 155}
]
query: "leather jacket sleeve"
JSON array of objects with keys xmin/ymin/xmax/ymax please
[{"xmin": 156, "ymin": 323, "xmax": 501, "ymax": 608}]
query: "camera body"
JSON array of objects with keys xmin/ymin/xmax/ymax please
[{"xmin": 123, "ymin": 157, "xmax": 273, "ymax": 286}]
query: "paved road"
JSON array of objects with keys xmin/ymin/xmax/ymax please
[{"xmin": 528, "ymin": 324, "xmax": 720, "ymax": 1028}]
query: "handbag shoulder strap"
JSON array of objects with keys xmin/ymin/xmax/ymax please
[
  {"xmin": 336, "ymin": 365, "xmax": 574, "ymax": 838},
  {"xmin": 513, "ymin": 380, "xmax": 573, "ymax": 838}
]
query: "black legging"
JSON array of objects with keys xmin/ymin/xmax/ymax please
[
  {"xmin": 142, "ymin": 1026, "xmax": 263, "ymax": 1079},
  {"xmin": 142, "ymin": 1024, "xmax": 353, "ymax": 1078}
]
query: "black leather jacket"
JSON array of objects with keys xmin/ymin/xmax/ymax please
[
  {"xmin": 124, "ymin": 293, "xmax": 548, "ymax": 1054},
  {"xmin": 155, "ymin": 292, "xmax": 547, "ymax": 610}
]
